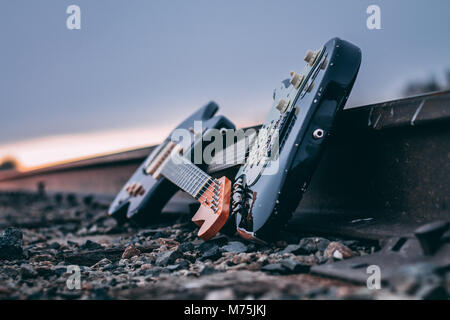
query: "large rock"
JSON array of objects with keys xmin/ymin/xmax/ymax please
[
  {"xmin": 261, "ymin": 259, "xmax": 310, "ymax": 275},
  {"xmin": 298, "ymin": 237, "xmax": 330, "ymax": 255},
  {"xmin": 155, "ymin": 249, "xmax": 182, "ymax": 266},
  {"xmin": 200, "ymin": 245, "xmax": 221, "ymax": 261},
  {"xmin": 91, "ymin": 258, "xmax": 113, "ymax": 269},
  {"xmin": 0, "ymin": 228, "xmax": 23, "ymax": 260},
  {"xmin": 179, "ymin": 242, "xmax": 195, "ymax": 253},
  {"xmin": 280, "ymin": 258, "xmax": 310, "ymax": 273},
  {"xmin": 80, "ymin": 240, "xmax": 103, "ymax": 250},
  {"xmin": 261, "ymin": 263, "xmax": 285, "ymax": 274},
  {"xmin": 221, "ymin": 242, "xmax": 248, "ymax": 254},
  {"xmin": 197, "ymin": 242, "xmax": 216, "ymax": 253},
  {"xmin": 280, "ymin": 244, "xmax": 302, "ymax": 255}
]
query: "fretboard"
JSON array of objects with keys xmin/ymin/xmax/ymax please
[
  {"xmin": 160, "ymin": 153, "xmax": 216, "ymax": 200},
  {"xmin": 207, "ymin": 131, "xmax": 256, "ymax": 173}
]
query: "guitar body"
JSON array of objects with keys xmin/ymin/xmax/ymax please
[
  {"xmin": 108, "ymin": 102, "xmax": 235, "ymax": 225},
  {"xmin": 234, "ymin": 38, "xmax": 362, "ymax": 243}
]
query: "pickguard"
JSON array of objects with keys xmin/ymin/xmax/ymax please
[
  {"xmin": 233, "ymin": 38, "xmax": 362, "ymax": 242},
  {"xmin": 243, "ymin": 48, "xmax": 326, "ymax": 186}
]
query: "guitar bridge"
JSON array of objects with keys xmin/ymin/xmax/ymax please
[{"xmin": 231, "ymin": 175, "xmax": 255, "ymax": 231}]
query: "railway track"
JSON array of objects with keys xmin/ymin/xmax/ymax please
[{"xmin": 1, "ymin": 90, "xmax": 448, "ymax": 240}]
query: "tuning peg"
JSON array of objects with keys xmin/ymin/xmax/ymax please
[
  {"xmin": 234, "ymin": 187, "xmax": 243, "ymax": 194},
  {"xmin": 290, "ymin": 72, "xmax": 305, "ymax": 89},
  {"xmin": 304, "ymin": 50, "xmax": 319, "ymax": 66},
  {"xmin": 276, "ymin": 99, "xmax": 289, "ymax": 113},
  {"xmin": 232, "ymin": 204, "xmax": 242, "ymax": 213},
  {"xmin": 233, "ymin": 193, "xmax": 242, "ymax": 203}
]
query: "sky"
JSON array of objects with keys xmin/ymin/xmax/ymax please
[{"xmin": 1, "ymin": 0, "xmax": 449, "ymax": 169}]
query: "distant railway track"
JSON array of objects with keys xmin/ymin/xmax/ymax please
[{"xmin": 1, "ymin": 91, "xmax": 449, "ymax": 240}]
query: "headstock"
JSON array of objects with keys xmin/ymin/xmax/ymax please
[
  {"xmin": 192, "ymin": 176, "xmax": 231, "ymax": 240},
  {"xmin": 123, "ymin": 141, "xmax": 182, "ymax": 199}
]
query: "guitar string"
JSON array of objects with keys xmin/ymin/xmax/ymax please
[
  {"xmin": 161, "ymin": 164, "xmax": 214, "ymax": 199},
  {"xmin": 209, "ymin": 68, "xmax": 310, "ymax": 168},
  {"xmin": 162, "ymin": 160, "xmax": 215, "ymax": 195},
  {"xmin": 124, "ymin": 135, "xmax": 259, "ymax": 201},
  {"xmin": 161, "ymin": 156, "xmax": 220, "ymax": 200},
  {"xmin": 209, "ymin": 105, "xmax": 296, "ymax": 170},
  {"xmin": 169, "ymin": 153, "xmax": 218, "ymax": 187},
  {"xmin": 207, "ymin": 136, "xmax": 259, "ymax": 171},
  {"xmin": 123, "ymin": 62, "xmax": 316, "ymax": 207},
  {"xmin": 157, "ymin": 131, "xmax": 257, "ymax": 194},
  {"xmin": 162, "ymin": 164, "xmax": 220, "ymax": 205},
  {"xmin": 209, "ymin": 135, "xmax": 255, "ymax": 164},
  {"xmin": 166, "ymin": 161, "xmax": 224, "ymax": 211},
  {"xmin": 175, "ymin": 59, "xmax": 316, "ymax": 172}
]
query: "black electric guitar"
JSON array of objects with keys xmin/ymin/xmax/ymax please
[
  {"xmin": 108, "ymin": 102, "xmax": 235, "ymax": 228},
  {"xmin": 231, "ymin": 38, "xmax": 362, "ymax": 243}
]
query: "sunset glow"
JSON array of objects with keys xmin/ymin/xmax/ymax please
[
  {"xmin": 0, "ymin": 119, "xmax": 256, "ymax": 171},
  {"xmin": 0, "ymin": 125, "xmax": 174, "ymax": 171}
]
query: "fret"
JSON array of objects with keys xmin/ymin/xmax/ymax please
[
  {"xmin": 185, "ymin": 159, "xmax": 206, "ymax": 194},
  {"xmin": 191, "ymin": 164, "xmax": 205, "ymax": 193},
  {"xmin": 159, "ymin": 160, "xmax": 178, "ymax": 191},
  {"xmin": 194, "ymin": 176, "xmax": 210, "ymax": 199},
  {"xmin": 186, "ymin": 167, "xmax": 198, "ymax": 195},
  {"xmin": 184, "ymin": 164, "xmax": 195, "ymax": 194},
  {"xmin": 159, "ymin": 152, "xmax": 213, "ymax": 199},
  {"xmin": 181, "ymin": 164, "xmax": 196, "ymax": 195},
  {"xmin": 193, "ymin": 167, "xmax": 206, "ymax": 194},
  {"xmin": 196, "ymin": 169, "xmax": 212, "ymax": 198},
  {"xmin": 189, "ymin": 167, "xmax": 204, "ymax": 198},
  {"xmin": 185, "ymin": 163, "xmax": 198, "ymax": 195},
  {"xmin": 188, "ymin": 165, "xmax": 200, "ymax": 193},
  {"xmin": 178, "ymin": 162, "xmax": 189, "ymax": 191},
  {"xmin": 178, "ymin": 163, "xmax": 193, "ymax": 195}
]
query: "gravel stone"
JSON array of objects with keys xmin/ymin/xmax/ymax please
[
  {"xmin": 20, "ymin": 264, "xmax": 38, "ymax": 279},
  {"xmin": 280, "ymin": 244, "xmax": 302, "ymax": 255},
  {"xmin": 155, "ymin": 249, "xmax": 182, "ymax": 266},
  {"xmin": 221, "ymin": 241, "xmax": 248, "ymax": 254},
  {"xmin": 121, "ymin": 245, "xmax": 141, "ymax": 259},
  {"xmin": 80, "ymin": 240, "xmax": 103, "ymax": 250},
  {"xmin": 261, "ymin": 263, "xmax": 285, "ymax": 274},
  {"xmin": 200, "ymin": 245, "xmax": 221, "ymax": 261},
  {"xmin": 324, "ymin": 242, "xmax": 355, "ymax": 260},
  {"xmin": 298, "ymin": 237, "xmax": 331, "ymax": 255}
]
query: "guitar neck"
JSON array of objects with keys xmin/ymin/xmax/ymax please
[{"xmin": 160, "ymin": 153, "xmax": 216, "ymax": 200}]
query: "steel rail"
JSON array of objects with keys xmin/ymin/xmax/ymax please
[{"xmin": 1, "ymin": 90, "xmax": 449, "ymax": 239}]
